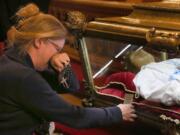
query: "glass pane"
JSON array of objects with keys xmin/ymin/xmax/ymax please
[{"xmin": 84, "ymin": 36, "xmax": 180, "ymax": 85}]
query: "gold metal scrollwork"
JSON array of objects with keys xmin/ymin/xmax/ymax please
[
  {"xmin": 63, "ymin": 11, "xmax": 87, "ymax": 48},
  {"xmin": 160, "ymin": 114, "xmax": 180, "ymax": 135},
  {"xmin": 64, "ymin": 11, "xmax": 86, "ymax": 29},
  {"xmin": 146, "ymin": 27, "xmax": 180, "ymax": 49},
  {"xmin": 160, "ymin": 114, "xmax": 180, "ymax": 125}
]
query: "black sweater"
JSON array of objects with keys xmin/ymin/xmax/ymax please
[{"xmin": 0, "ymin": 47, "xmax": 122, "ymax": 135}]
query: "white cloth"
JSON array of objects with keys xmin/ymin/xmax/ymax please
[{"xmin": 133, "ymin": 58, "xmax": 180, "ymax": 106}]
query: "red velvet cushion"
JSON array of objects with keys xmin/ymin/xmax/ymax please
[
  {"xmin": 0, "ymin": 42, "xmax": 4, "ymax": 55},
  {"xmin": 104, "ymin": 72, "xmax": 136, "ymax": 91}
]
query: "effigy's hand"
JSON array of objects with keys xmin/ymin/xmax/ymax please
[{"xmin": 117, "ymin": 104, "xmax": 137, "ymax": 122}]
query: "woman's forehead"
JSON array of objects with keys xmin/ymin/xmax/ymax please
[{"xmin": 50, "ymin": 38, "xmax": 65, "ymax": 44}]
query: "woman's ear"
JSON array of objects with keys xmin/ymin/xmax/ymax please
[{"xmin": 34, "ymin": 38, "xmax": 43, "ymax": 49}]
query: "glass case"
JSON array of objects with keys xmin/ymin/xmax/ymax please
[{"xmin": 65, "ymin": 1, "xmax": 180, "ymax": 135}]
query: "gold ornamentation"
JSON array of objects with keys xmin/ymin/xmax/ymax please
[
  {"xmin": 160, "ymin": 114, "xmax": 180, "ymax": 125},
  {"xmin": 146, "ymin": 27, "xmax": 180, "ymax": 48},
  {"xmin": 65, "ymin": 11, "xmax": 86, "ymax": 29}
]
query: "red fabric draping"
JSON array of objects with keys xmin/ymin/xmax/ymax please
[
  {"xmin": 99, "ymin": 72, "xmax": 180, "ymax": 119},
  {"xmin": 0, "ymin": 42, "xmax": 4, "ymax": 55}
]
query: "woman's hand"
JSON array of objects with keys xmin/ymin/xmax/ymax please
[
  {"xmin": 50, "ymin": 52, "xmax": 70, "ymax": 72},
  {"xmin": 117, "ymin": 104, "xmax": 137, "ymax": 122}
]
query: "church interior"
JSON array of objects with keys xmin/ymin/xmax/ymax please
[{"xmin": 0, "ymin": 0, "xmax": 179, "ymax": 135}]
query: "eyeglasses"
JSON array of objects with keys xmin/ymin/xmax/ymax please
[{"xmin": 47, "ymin": 39, "xmax": 63, "ymax": 52}]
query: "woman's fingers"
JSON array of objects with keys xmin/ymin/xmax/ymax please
[
  {"xmin": 117, "ymin": 104, "xmax": 137, "ymax": 122},
  {"xmin": 50, "ymin": 52, "xmax": 70, "ymax": 72}
]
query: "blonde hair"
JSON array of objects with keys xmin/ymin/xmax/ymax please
[{"xmin": 7, "ymin": 3, "xmax": 68, "ymax": 53}]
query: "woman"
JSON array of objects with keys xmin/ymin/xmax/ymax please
[{"xmin": 0, "ymin": 3, "xmax": 136, "ymax": 135}]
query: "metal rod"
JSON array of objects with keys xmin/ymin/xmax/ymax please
[
  {"xmin": 93, "ymin": 60, "xmax": 113, "ymax": 79},
  {"xmin": 115, "ymin": 44, "xmax": 132, "ymax": 58},
  {"xmin": 135, "ymin": 46, "xmax": 143, "ymax": 52},
  {"xmin": 78, "ymin": 37, "xmax": 96, "ymax": 91},
  {"xmin": 93, "ymin": 44, "xmax": 131, "ymax": 79}
]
